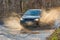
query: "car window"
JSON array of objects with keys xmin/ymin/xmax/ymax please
[{"xmin": 24, "ymin": 10, "xmax": 41, "ymax": 16}]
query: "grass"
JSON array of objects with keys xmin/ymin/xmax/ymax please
[{"xmin": 48, "ymin": 28, "xmax": 60, "ymax": 40}]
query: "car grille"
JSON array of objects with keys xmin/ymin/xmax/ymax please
[{"xmin": 24, "ymin": 18, "xmax": 35, "ymax": 21}]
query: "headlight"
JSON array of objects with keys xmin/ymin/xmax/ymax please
[
  {"xmin": 20, "ymin": 18, "xmax": 23, "ymax": 20},
  {"xmin": 35, "ymin": 19, "xmax": 39, "ymax": 21}
]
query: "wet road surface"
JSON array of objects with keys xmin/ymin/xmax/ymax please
[{"xmin": 0, "ymin": 25, "xmax": 55, "ymax": 40}]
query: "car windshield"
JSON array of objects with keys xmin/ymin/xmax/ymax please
[{"xmin": 24, "ymin": 10, "xmax": 41, "ymax": 16}]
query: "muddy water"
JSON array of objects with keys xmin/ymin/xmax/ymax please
[
  {"xmin": 40, "ymin": 8, "xmax": 60, "ymax": 27},
  {"xmin": 0, "ymin": 25, "xmax": 55, "ymax": 40},
  {"xmin": 2, "ymin": 8, "xmax": 60, "ymax": 34},
  {"xmin": 0, "ymin": 8, "xmax": 60, "ymax": 40},
  {"xmin": 2, "ymin": 12, "xmax": 24, "ymax": 34}
]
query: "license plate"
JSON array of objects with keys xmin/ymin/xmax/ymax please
[{"xmin": 26, "ymin": 21, "xmax": 33, "ymax": 25}]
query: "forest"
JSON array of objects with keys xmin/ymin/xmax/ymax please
[{"xmin": 0, "ymin": 0, "xmax": 60, "ymax": 18}]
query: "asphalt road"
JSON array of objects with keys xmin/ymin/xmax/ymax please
[{"xmin": 0, "ymin": 25, "xmax": 55, "ymax": 40}]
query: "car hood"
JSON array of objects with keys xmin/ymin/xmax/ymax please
[{"xmin": 22, "ymin": 16, "xmax": 40, "ymax": 19}]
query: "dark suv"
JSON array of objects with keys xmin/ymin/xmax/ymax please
[{"xmin": 20, "ymin": 9, "xmax": 42, "ymax": 26}]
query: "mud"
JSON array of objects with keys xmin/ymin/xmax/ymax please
[
  {"xmin": 2, "ymin": 7, "xmax": 60, "ymax": 34},
  {"xmin": 40, "ymin": 8, "xmax": 60, "ymax": 27}
]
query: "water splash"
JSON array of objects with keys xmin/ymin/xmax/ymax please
[
  {"xmin": 3, "ymin": 12, "xmax": 24, "ymax": 34},
  {"xmin": 40, "ymin": 8, "xmax": 60, "ymax": 27}
]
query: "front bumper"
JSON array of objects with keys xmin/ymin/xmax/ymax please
[{"xmin": 20, "ymin": 20, "xmax": 39, "ymax": 26}]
